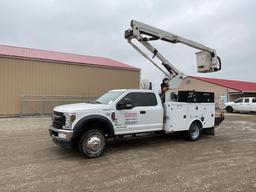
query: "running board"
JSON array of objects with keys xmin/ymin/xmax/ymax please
[{"xmin": 113, "ymin": 131, "xmax": 163, "ymax": 141}]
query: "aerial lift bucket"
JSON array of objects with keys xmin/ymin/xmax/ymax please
[{"xmin": 196, "ymin": 51, "xmax": 221, "ymax": 73}]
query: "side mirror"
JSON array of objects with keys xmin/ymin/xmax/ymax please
[{"xmin": 117, "ymin": 98, "xmax": 133, "ymax": 110}]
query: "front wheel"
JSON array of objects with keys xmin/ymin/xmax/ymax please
[
  {"xmin": 225, "ymin": 106, "xmax": 233, "ymax": 113},
  {"xmin": 78, "ymin": 129, "xmax": 106, "ymax": 158},
  {"xmin": 187, "ymin": 122, "xmax": 202, "ymax": 141}
]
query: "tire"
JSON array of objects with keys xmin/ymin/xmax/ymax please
[
  {"xmin": 225, "ymin": 106, "xmax": 233, "ymax": 113},
  {"xmin": 78, "ymin": 129, "xmax": 106, "ymax": 158},
  {"xmin": 187, "ymin": 122, "xmax": 202, "ymax": 141}
]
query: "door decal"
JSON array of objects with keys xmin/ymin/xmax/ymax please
[{"xmin": 124, "ymin": 112, "xmax": 138, "ymax": 125}]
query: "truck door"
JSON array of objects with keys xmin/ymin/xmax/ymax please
[
  {"xmin": 233, "ymin": 98, "xmax": 244, "ymax": 111},
  {"xmin": 114, "ymin": 92, "xmax": 163, "ymax": 135},
  {"xmin": 240, "ymin": 98, "xmax": 251, "ymax": 111},
  {"xmin": 238, "ymin": 98, "xmax": 251, "ymax": 111}
]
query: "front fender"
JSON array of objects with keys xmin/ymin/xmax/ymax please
[{"xmin": 72, "ymin": 114, "xmax": 115, "ymax": 138}]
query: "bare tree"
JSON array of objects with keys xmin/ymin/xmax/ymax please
[{"xmin": 140, "ymin": 79, "xmax": 150, "ymax": 89}]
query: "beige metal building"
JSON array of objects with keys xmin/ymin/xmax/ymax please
[
  {"xmin": 178, "ymin": 76, "xmax": 256, "ymax": 108},
  {"xmin": 0, "ymin": 45, "xmax": 140, "ymax": 117}
]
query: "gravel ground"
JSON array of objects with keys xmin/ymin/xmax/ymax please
[{"xmin": 0, "ymin": 114, "xmax": 255, "ymax": 192}]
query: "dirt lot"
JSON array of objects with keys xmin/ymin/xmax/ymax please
[{"xmin": 0, "ymin": 114, "xmax": 255, "ymax": 192}]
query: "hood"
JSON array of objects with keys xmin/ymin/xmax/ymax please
[
  {"xmin": 54, "ymin": 103, "xmax": 106, "ymax": 113},
  {"xmin": 224, "ymin": 101, "xmax": 234, "ymax": 106}
]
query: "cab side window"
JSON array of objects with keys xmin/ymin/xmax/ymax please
[
  {"xmin": 234, "ymin": 98, "xmax": 243, "ymax": 103},
  {"xmin": 244, "ymin": 98, "xmax": 249, "ymax": 103},
  {"xmin": 121, "ymin": 92, "xmax": 157, "ymax": 107},
  {"xmin": 252, "ymin": 98, "xmax": 256, "ymax": 103}
]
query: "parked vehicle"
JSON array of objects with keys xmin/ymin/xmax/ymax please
[
  {"xmin": 225, "ymin": 97, "xmax": 256, "ymax": 113},
  {"xmin": 49, "ymin": 89, "xmax": 224, "ymax": 158}
]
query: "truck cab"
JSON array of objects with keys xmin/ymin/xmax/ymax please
[
  {"xmin": 49, "ymin": 89, "xmax": 163, "ymax": 157},
  {"xmin": 114, "ymin": 90, "xmax": 163, "ymax": 134}
]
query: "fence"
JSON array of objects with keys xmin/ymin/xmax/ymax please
[{"xmin": 20, "ymin": 95, "xmax": 96, "ymax": 116}]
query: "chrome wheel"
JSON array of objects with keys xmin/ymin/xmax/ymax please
[
  {"xmin": 85, "ymin": 135, "xmax": 104, "ymax": 154},
  {"xmin": 79, "ymin": 129, "xmax": 106, "ymax": 158}
]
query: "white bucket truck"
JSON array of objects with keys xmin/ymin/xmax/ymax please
[{"xmin": 49, "ymin": 20, "xmax": 224, "ymax": 158}]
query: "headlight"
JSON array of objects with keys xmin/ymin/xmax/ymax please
[{"xmin": 63, "ymin": 113, "xmax": 76, "ymax": 129}]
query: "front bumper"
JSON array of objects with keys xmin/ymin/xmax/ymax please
[{"xmin": 48, "ymin": 126, "xmax": 74, "ymax": 142}]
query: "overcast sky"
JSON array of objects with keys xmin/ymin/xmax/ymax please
[{"xmin": 0, "ymin": 0, "xmax": 255, "ymax": 89}]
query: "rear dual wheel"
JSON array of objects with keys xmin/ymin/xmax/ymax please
[{"xmin": 187, "ymin": 122, "xmax": 202, "ymax": 141}]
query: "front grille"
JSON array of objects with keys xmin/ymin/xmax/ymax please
[{"xmin": 52, "ymin": 111, "xmax": 66, "ymax": 129}]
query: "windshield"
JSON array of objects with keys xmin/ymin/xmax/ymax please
[{"xmin": 95, "ymin": 91, "xmax": 125, "ymax": 104}]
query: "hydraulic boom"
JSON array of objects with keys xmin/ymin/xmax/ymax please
[{"xmin": 125, "ymin": 20, "xmax": 221, "ymax": 89}]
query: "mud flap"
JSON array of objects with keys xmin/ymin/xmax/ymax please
[
  {"xmin": 215, "ymin": 115, "xmax": 224, "ymax": 126},
  {"xmin": 203, "ymin": 115, "xmax": 224, "ymax": 136},
  {"xmin": 203, "ymin": 127, "xmax": 215, "ymax": 135}
]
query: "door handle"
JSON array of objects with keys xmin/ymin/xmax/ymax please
[{"xmin": 140, "ymin": 111, "xmax": 146, "ymax": 114}]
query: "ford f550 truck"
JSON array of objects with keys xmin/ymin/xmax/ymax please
[
  {"xmin": 49, "ymin": 20, "xmax": 224, "ymax": 158},
  {"xmin": 49, "ymin": 89, "xmax": 223, "ymax": 158}
]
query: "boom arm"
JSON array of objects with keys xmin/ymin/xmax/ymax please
[{"xmin": 125, "ymin": 20, "xmax": 221, "ymax": 89}]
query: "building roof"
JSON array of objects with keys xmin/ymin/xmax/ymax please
[
  {"xmin": 190, "ymin": 76, "xmax": 256, "ymax": 92},
  {"xmin": 0, "ymin": 44, "xmax": 140, "ymax": 71}
]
